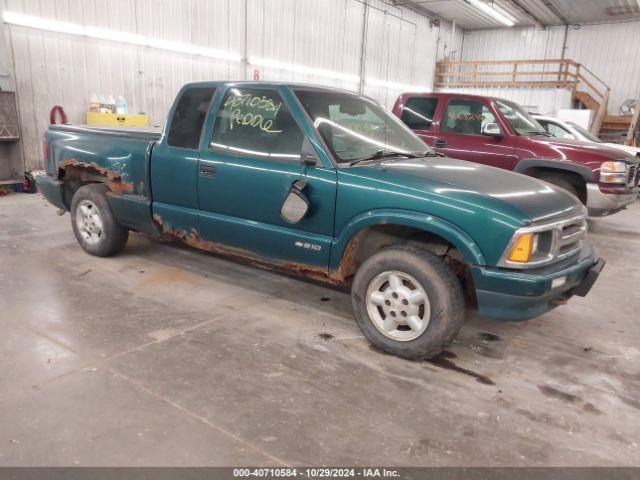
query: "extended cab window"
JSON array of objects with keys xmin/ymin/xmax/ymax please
[
  {"xmin": 401, "ymin": 97, "xmax": 438, "ymax": 130},
  {"xmin": 210, "ymin": 88, "xmax": 304, "ymax": 160},
  {"xmin": 167, "ymin": 87, "xmax": 216, "ymax": 149},
  {"xmin": 441, "ymin": 99, "xmax": 497, "ymax": 135}
]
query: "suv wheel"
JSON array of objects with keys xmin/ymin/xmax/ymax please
[
  {"xmin": 351, "ymin": 245, "xmax": 465, "ymax": 359},
  {"xmin": 70, "ymin": 183, "xmax": 129, "ymax": 257}
]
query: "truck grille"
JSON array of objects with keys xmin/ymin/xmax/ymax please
[
  {"xmin": 557, "ymin": 216, "xmax": 587, "ymax": 260},
  {"xmin": 628, "ymin": 165, "xmax": 639, "ymax": 187}
]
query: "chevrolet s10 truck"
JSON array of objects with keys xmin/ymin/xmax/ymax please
[
  {"xmin": 393, "ymin": 92, "xmax": 640, "ymax": 216},
  {"xmin": 37, "ymin": 82, "xmax": 604, "ymax": 359}
]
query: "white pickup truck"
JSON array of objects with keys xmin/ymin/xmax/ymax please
[{"xmin": 534, "ymin": 114, "xmax": 640, "ymax": 158}]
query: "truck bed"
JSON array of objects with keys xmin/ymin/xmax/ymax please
[
  {"xmin": 50, "ymin": 124, "xmax": 162, "ymax": 141},
  {"xmin": 45, "ymin": 123, "xmax": 159, "ymax": 198}
]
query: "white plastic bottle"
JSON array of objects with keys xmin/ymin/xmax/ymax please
[
  {"xmin": 99, "ymin": 94, "xmax": 108, "ymax": 113},
  {"xmin": 107, "ymin": 94, "xmax": 116, "ymax": 113},
  {"xmin": 116, "ymin": 96, "xmax": 128, "ymax": 115},
  {"xmin": 89, "ymin": 93, "xmax": 100, "ymax": 112}
]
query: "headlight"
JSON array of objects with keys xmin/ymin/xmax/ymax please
[
  {"xmin": 505, "ymin": 230, "xmax": 554, "ymax": 264},
  {"xmin": 498, "ymin": 214, "xmax": 587, "ymax": 269},
  {"xmin": 600, "ymin": 161, "xmax": 628, "ymax": 184}
]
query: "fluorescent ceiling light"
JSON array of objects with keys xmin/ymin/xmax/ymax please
[
  {"xmin": 2, "ymin": 11, "xmax": 242, "ymax": 62},
  {"xmin": 467, "ymin": 0, "xmax": 515, "ymax": 27},
  {"xmin": 365, "ymin": 78, "xmax": 430, "ymax": 92},
  {"xmin": 249, "ymin": 57, "xmax": 360, "ymax": 83}
]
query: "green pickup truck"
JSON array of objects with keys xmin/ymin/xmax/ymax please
[{"xmin": 37, "ymin": 81, "xmax": 604, "ymax": 359}]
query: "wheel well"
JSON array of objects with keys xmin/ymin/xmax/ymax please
[
  {"xmin": 338, "ymin": 225, "xmax": 476, "ymax": 308},
  {"xmin": 522, "ymin": 167, "xmax": 587, "ymax": 203},
  {"xmin": 58, "ymin": 162, "xmax": 133, "ymax": 208}
]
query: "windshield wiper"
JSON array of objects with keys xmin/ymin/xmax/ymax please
[
  {"xmin": 348, "ymin": 149, "xmax": 417, "ymax": 166},
  {"xmin": 423, "ymin": 150, "xmax": 444, "ymax": 157}
]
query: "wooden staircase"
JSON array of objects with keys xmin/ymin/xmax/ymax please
[
  {"xmin": 571, "ymin": 91, "xmax": 633, "ymax": 143},
  {"xmin": 435, "ymin": 59, "xmax": 639, "ymax": 146},
  {"xmin": 573, "ymin": 91, "xmax": 600, "ymax": 111}
]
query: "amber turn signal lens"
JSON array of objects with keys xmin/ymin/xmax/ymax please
[{"xmin": 508, "ymin": 233, "xmax": 533, "ymax": 263}]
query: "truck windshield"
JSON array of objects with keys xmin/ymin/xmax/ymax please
[
  {"xmin": 294, "ymin": 90, "xmax": 428, "ymax": 164},
  {"xmin": 494, "ymin": 100, "xmax": 547, "ymax": 136},
  {"xmin": 568, "ymin": 121, "xmax": 603, "ymax": 143}
]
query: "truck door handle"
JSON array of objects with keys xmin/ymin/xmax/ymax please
[
  {"xmin": 199, "ymin": 165, "xmax": 216, "ymax": 177},
  {"xmin": 432, "ymin": 139, "xmax": 447, "ymax": 148}
]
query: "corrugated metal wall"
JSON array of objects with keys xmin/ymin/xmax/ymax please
[
  {"xmin": 2, "ymin": 0, "xmax": 459, "ymax": 170},
  {"xmin": 459, "ymin": 22, "xmax": 640, "ymax": 117},
  {"xmin": 0, "ymin": 20, "xmax": 11, "ymax": 90},
  {"xmin": 460, "ymin": 27, "xmax": 564, "ymax": 61},
  {"xmin": 565, "ymin": 21, "xmax": 640, "ymax": 117}
]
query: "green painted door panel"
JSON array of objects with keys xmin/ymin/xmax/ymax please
[
  {"xmin": 196, "ymin": 85, "xmax": 338, "ymax": 268},
  {"xmin": 197, "ymin": 153, "xmax": 337, "ymax": 267}
]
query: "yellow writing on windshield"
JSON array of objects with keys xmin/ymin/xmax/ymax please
[{"xmin": 224, "ymin": 93, "xmax": 283, "ymax": 133}]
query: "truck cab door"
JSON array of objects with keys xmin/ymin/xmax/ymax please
[
  {"xmin": 150, "ymin": 86, "xmax": 217, "ymax": 234},
  {"xmin": 432, "ymin": 97, "xmax": 517, "ymax": 170},
  {"xmin": 196, "ymin": 85, "xmax": 337, "ymax": 269}
]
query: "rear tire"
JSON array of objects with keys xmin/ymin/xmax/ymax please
[
  {"xmin": 351, "ymin": 245, "xmax": 465, "ymax": 360},
  {"xmin": 70, "ymin": 183, "xmax": 129, "ymax": 257}
]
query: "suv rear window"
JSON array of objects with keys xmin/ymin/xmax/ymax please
[
  {"xmin": 401, "ymin": 97, "xmax": 438, "ymax": 130},
  {"xmin": 167, "ymin": 87, "xmax": 217, "ymax": 149}
]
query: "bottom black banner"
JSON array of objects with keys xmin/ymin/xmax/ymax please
[{"xmin": 0, "ymin": 467, "xmax": 638, "ymax": 480}]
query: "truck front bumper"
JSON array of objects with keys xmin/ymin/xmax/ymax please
[
  {"xmin": 586, "ymin": 183, "xmax": 638, "ymax": 216},
  {"xmin": 471, "ymin": 242, "xmax": 603, "ymax": 321},
  {"xmin": 35, "ymin": 174, "xmax": 67, "ymax": 210}
]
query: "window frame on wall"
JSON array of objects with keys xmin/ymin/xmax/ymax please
[
  {"xmin": 440, "ymin": 98, "xmax": 499, "ymax": 136},
  {"xmin": 208, "ymin": 86, "xmax": 307, "ymax": 164},
  {"xmin": 167, "ymin": 87, "xmax": 217, "ymax": 150}
]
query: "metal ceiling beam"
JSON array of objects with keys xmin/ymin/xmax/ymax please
[
  {"xmin": 541, "ymin": 0, "xmax": 570, "ymax": 25},
  {"xmin": 390, "ymin": 1, "xmax": 444, "ymax": 21},
  {"xmin": 508, "ymin": 0, "xmax": 546, "ymax": 28}
]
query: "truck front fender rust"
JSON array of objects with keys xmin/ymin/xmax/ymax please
[
  {"xmin": 152, "ymin": 215, "xmax": 347, "ymax": 289},
  {"xmin": 59, "ymin": 159, "xmax": 135, "ymax": 195},
  {"xmin": 329, "ymin": 211, "xmax": 486, "ymax": 276}
]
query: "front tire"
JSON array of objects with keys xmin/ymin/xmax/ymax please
[
  {"xmin": 351, "ymin": 245, "xmax": 465, "ymax": 360},
  {"xmin": 70, "ymin": 183, "xmax": 129, "ymax": 257},
  {"xmin": 539, "ymin": 173, "xmax": 583, "ymax": 203}
]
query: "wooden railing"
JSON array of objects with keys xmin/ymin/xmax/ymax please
[
  {"xmin": 435, "ymin": 59, "xmax": 611, "ymax": 134},
  {"xmin": 627, "ymin": 98, "xmax": 640, "ymax": 146}
]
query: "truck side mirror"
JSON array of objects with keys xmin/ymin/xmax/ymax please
[
  {"xmin": 281, "ymin": 180, "xmax": 310, "ymax": 224},
  {"xmin": 300, "ymin": 136, "xmax": 320, "ymax": 167},
  {"xmin": 482, "ymin": 122, "xmax": 503, "ymax": 138}
]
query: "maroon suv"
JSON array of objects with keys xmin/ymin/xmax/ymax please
[{"xmin": 393, "ymin": 92, "xmax": 639, "ymax": 216}]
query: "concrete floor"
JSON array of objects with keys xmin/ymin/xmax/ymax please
[{"xmin": 0, "ymin": 192, "xmax": 639, "ymax": 467}]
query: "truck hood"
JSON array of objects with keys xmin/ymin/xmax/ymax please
[
  {"xmin": 528, "ymin": 135, "xmax": 638, "ymax": 161},
  {"xmin": 602, "ymin": 142, "xmax": 640, "ymax": 158},
  {"xmin": 354, "ymin": 156, "xmax": 585, "ymax": 223}
]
